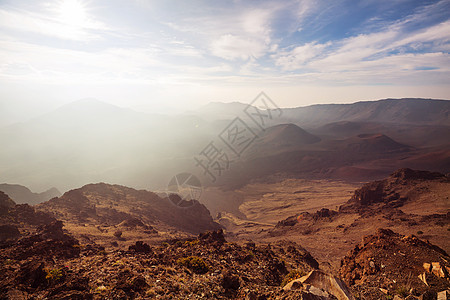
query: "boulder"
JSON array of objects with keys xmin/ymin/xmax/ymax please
[
  {"xmin": 128, "ymin": 241, "xmax": 152, "ymax": 253},
  {"xmin": 283, "ymin": 270, "xmax": 353, "ymax": 300},
  {"xmin": 222, "ymin": 271, "xmax": 240, "ymax": 291},
  {"xmin": 0, "ymin": 224, "xmax": 20, "ymax": 241},
  {"xmin": 437, "ymin": 290, "xmax": 449, "ymax": 300}
]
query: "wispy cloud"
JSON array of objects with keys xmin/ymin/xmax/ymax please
[
  {"xmin": 271, "ymin": 1, "xmax": 450, "ymax": 85},
  {"xmin": 0, "ymin": 0, "xmax": 449, "ymax": 110}
]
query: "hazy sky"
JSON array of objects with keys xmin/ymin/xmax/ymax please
[{"xmin": 1, "ymin": 0, "xmax": 449, "ymax": 121}]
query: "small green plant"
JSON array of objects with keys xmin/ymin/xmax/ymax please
[
  {"xmin": 177, "ymin": 256, "xmax": 209, "ymax": 274},
  {"xmin": 45, "ymin": 268, "xmax": 63, "ymax": 284},
  {"xmin": 95, "ymin": 285, "xmax": 108, "ymax": 294},
  {"xmin": 281, "ymin": 269, "xmax": 306, "ymax": 287},
  {"xmin": 396, "ymin": 285, "xmax": 409, "ymax": 298},
  {"xmin": 184, "ymin": 240, "xmax": 199, "ymax": 247}
]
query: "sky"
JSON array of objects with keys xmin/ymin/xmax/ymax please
[{"xmin": 0, "ymin": 0, "xmax": 449, "ymax": 123}]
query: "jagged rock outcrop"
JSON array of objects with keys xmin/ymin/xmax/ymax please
[
  {"xmin": 37, "ymin": 183, "xmax": 221, "ymax": 234},
  {"xmin": 339, "ymin": 228, "xmax": 450, "ymax": 299},
  {"xmin": 339, "ymin": 168, "xmax": 448, "ymax": 212}
]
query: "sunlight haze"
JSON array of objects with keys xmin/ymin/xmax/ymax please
[{"xmin": 0, "ymin": 0, "xmax": 449, "ymax": 124}]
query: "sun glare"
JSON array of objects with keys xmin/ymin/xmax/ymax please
[{"xmin": 57, "ymin": 0, "xmax": 87, "ymax": 27}]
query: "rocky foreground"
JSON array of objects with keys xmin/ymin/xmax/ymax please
[
  {"xmin": 0, "ymin": 217, "xmax": 449, "ymax": 299},
  {"xmin": 1, "ymin": 168, "xmax": 450, "ymax": 299},
  {"xmin": 0, "ymin": 220, "xmax": 338, "ymax": 299}
]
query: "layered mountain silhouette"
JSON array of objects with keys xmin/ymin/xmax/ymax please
[
  {"xmin": 245, "ymin": 123, "xmax": 320, "ymax": 158},
  {"xmin": 0, "ymin": 98, "xmax": 448, "ymax": 191},
  {"xmin": 0, "ymin": 184, "xmax": 60, "ymax": 205}
]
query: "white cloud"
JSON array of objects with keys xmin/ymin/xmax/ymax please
[
  {"xmin": 211, "ymin": 34, "xmax": 268, "ymax": 60},
  {"xmin": 270, "ymin": 7, "xmax": 450, "ymax": 85},
  {"xmin": 274, "ymin": 42, "xmax": 330, "ymax": 70}
]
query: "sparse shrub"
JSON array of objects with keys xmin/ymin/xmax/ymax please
[
  {"xmin": 184, "ymin": 239, "xmax": 199, "ymax": 247},
  {"xmin": 45, "ymin": 268, "xmax": 63, "ymax": 284},
  {"xmin": 95, "ymin": 285, "xmax": 108, "ymax": 294},
  {"xmin": 3, "ymin": 259, "xmax": 15, "ymax": 265},
  {"xmin": 417, "ymin": 230, "xmax": 423, "ymax": 235},
  {"xmin": 177, "ymin": 256, "xmax": 209, "ymax": 274},
  {"xmin": 396, "ymin": 285, "xmax": 409, "ymax": 298},
  {"xmin": 281, "ymin": 269, "xmax": 306, "ymax": 287}
]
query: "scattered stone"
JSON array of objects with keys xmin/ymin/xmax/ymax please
[
  {"xmin": 431, "ymin": 262, "xmax": 448, "ymax": 278},
  {"xmin": 222, "ymin": 271, "xmax": 240, "ymax": 290},
  {"xmin": 418, "ymin": 272, "xmax": 428, "ymax": 286}
]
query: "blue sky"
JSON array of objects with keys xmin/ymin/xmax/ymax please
[{"xmin": 0, "ymin": 0, "xmax": 449, "ymax": 119}]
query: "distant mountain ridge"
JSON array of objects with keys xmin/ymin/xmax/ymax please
[
  {"xmin": 0, "ymin": 97, "xmax": 448, "ymax": 192},
  {"xmin": 0, "ymin": 184, "xmax": 61, "ymax": 205},
  {"xmin": 196, "ymin": 98, "xmax": 450, "ymax": 127},
  {"xmin": 282, "ymin": 98, "xmax": 450, "ymax": 126}
]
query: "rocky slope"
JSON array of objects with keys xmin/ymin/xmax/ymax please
[
  {"xmin": 269, "ymin": 168, "xmax": 450, "ymax": 274},
  {"xmin": 339, "ymin": 168, "xmax": 448, "ymax": 212},
  {"xmin": 0, "ymin": 223, "xmax": 350, "ymax": 300},
  {"xmin": 340, "ymin": 228, "xmax": 450, "ymax": 299},
  {"xmin": 0, "ymin": 191, "xmax": 15, "ymax": 210},
  {"xmin": 37, "ymin": 183, "xmax": 221, "ymax": 235}
]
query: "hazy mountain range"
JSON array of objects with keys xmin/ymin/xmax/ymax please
[
  {"xmin": 0, "ymin": 98, "xmax": 448, "ymax": 194},
  {"xmin": 0, "ymin": 184, "xmax": 60, "ymax": 205}
]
